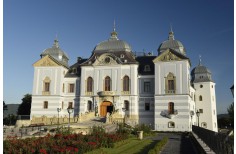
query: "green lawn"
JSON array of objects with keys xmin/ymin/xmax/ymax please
[{"xmin": 86, "ymin": 137, "xmax": 157, "ymax": 154}]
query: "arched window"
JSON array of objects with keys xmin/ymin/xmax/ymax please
[
  {"xmin": 168, "ymin": 102, "xmax": 174, "ymax": 114},
  {"xmin": 87, "ymin": 77, "xmax": 93, "ymax": 92},
  {"xmin": 123, "ymin": 76, "xmax": 129, "ymax": 91},
  {"xmin": 165, "ymin": 73, "xmax": 176, "ymax": 94},
  {"xmin": 104, "ymin": 76, "xmax": 111, "ymax": 91},
  {"xmin": 199, "ymin": 95, "xmax": 203, "ymax": 101},
  {"xmin": 124, "ymin": 100, "xmax": 129, "ymax": 111}
]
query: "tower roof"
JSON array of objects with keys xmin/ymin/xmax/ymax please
[
  {"xmin": 41, "ymin": 39, "xmax": 69, "ymax": 67},
  {"xmin": 158, "ymin": 29, "xmax": 186, "ymax": 56}
]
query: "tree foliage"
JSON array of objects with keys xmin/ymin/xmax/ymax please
[
  {"xmin": 17, "ymin": 94, "xmax": 32, "ymax": 115},
  {"xmin": 227, "ymin": 103, "xmax": 234, "ymax": 127}
]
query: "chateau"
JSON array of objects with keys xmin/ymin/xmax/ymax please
[{"xmin": 30, "ymin": 26, "xmax": 218, "ymax": 132}]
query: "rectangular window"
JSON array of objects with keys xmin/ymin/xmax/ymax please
[
  {"xmin": 68, "ymin": 84, "xmax": 75, "ymax": 93},
  {"xmin": 43, "ymin": 101, "xmax": 48, "ymax": 109},
  {"xmin": 62, "ymin": 84, "xmax": 64, "ymax": 93},
  {"xmin": 168, "ymin": 80, "xmax": 174, "ymax": 90},
  {"xmin": 44, "ymin": 82, "xmax": 50, "ymax": 92},
  {"xmin": 145, "ymin": 103, "xmax": 150, "ymax": 111},
  {"xmin": 144, "ymin": 82, "xmax": 150, "ymax": 92},
  {"xmin": 62, "ymin": 101, "xmax": 64, "ymax": 109},
  {"xmin": 68, "ymin": 102, "xmax": 73, "ymax": 109},
  {"xmin": 199, "ymin": 109, "xmax": 203, "ymax": 113}
]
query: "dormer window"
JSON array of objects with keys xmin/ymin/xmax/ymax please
[
  {"xmin": 144, "ymin": 65, "xmax": 151, "ymax": 72},
  {"xmin": 72, "ymin": 68, "xmax": 77, "ymax": 74},
  {"xmin": 120, "ymin": 54, "xmax": 124, "ymax": 58}
]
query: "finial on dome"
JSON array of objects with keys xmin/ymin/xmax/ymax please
[
  {"xmin": 168, "ymin": 24, "xmax": 174, "ymax": 40},
  {"xmin": 199, "ymin": 55, "xmax": 202, "ymax": 66},
  {"xmin": 110, "ymin": 19, "xmax": 118, "ymax": 40},
  {"xmin": 53, "ymin": 35, "xmax": 59, "ymax": 48}
]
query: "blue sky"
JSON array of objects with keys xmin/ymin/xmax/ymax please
[{"xmin": 3, "ymin": 0, "xmax": 234, "ymax": 114}]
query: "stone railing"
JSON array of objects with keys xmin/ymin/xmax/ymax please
[{"xmin": 192, "ymin": 125, "xmax": 234, "ymax": 154}]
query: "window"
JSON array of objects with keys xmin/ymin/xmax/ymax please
[
  {"xmin": 200, "ymin": 85, "xmax": 203, "ymax": 88},
  {"xmin": 201, "ymin": 122, "xmax": 207, "ymax": 128},
  {"xmin": 199, "ymin": 95, "xmax": 203, "ymax": 101},
  {"xmin": 68, "ymin": 84, "xmax": 75, "ymax": 93},
  {"xmin": 168, "ymin": 121, "xmax": 175, "ymax": 128},
  {"xmin": 44, "ymin": 82, "xmax": 50, "ymax": 91},
  {"xmin": 124, "ymin": 101, "xmax": 129, "ymax": 111},
  {"xmin": 72, "ymin": 68, "xmax": 77, "ymax": 73},
  {"xmin": 62, "ymin": 84, "xmax": 64, "ymax": 93},
  {"xmin": 43, "ymin": 77, "xmax": 51, "ymax": 92},
  {"xmin": 123, "ymin": 76, "xmax": 129, "ymax": 91},
  {"xmin": 144, "ymin": 82, "xmax": 151, "ymax": 92},
  {"xmin": 43, "ymin": 101, "xmax": 48, "ymax": 109},
  {"xmin": 168, "ymin": 102, "xmax": 174, "ymax": 114},
  {"xmin": 165, "ymin": 73, "xmax": 176, "ymax": 94},
  {"xmin": 199, "ymin": 109, "xmax": 203, "ymax": 113},
  {"xmin": 87, "ymin": 77, "xmax": 93, "ymax": 92},
  {"xmin": 145, "ymin": 103, "xmax": 150, "ymax": 111},
  {"xmin": 88, "ymin": 101, "xmax": 92, "ymax": 111},
  {"xmin": 120, "ymin": 54, "xmax": 124, "ymax": 58},
  {"xmin": 68, "ymin": 102, "xmax": 73, "ymax": 109},
  {"xmin": 104, "ymin": 76, "xmax": 111, "ymax": 91},
  {"xmin": 144, "ymin": 65, "xmax": 151, "ymax": 72},
  {"xmin": 62, "ymin": 101, "xmax": 64, "ymax": 109}
]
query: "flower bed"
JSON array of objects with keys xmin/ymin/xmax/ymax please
[{"xmin": 4, "ymin": 126, "xmax": 128, "ymax": 154}]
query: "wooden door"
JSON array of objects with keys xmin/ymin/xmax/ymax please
[{"xmin": 100, "ymin": 101, "xmax": 111, "ymax": 117}]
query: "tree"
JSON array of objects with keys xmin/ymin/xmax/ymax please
[
  {"xmin": 227, "ymin": 103, "xmax": 234, "ymax": 128},
  {"xmin": 17, "ymin": 94, "xmax": 32, "ymax": 115}
]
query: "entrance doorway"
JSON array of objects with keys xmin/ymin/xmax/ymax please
[{"xmin": 100, "ymin": 101, "xmax": 113, "ymax": 117}]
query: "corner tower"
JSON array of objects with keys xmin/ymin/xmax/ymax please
[
  {"xmin": 153, "ymin": 29, "xmax": 195, "ymax": 132},
  {"xmin": 191, "ymin": 58, "xmax": 218, "ymax": 132}
]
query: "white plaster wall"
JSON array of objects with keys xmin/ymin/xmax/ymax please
[
  {"xmin": 194, "ymin": 82, "xmax": 218, "ymax": 132},
  {"xmin": 154, "ymin": 95, "xmax": 193, "ymax": 132},
  {"xmin": 154, "ymin": 60, "xmax": 190, "ymax": 95}
]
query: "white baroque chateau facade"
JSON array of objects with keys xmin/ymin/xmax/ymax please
[{"xmin": 30, "ymin": 27, "xmax": 218, "ymax": 132}]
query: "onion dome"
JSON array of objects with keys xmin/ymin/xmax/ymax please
[
  {"xmin": 41, "ymin": 39, "xmax": 69, "ymax": 67},
  {"xmin": 191, "ymin": 57, "xmax": 213, "ymax": 83},
  {"xmin": 93, "ymin": 23, "xmax": 132, "ymax": 52},
  {"xmin": 158, "ymin": 29, "xmax": 186, "ymax": 56}
]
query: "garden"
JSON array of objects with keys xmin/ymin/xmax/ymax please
[{"xmin": 4, "ymin": 124, "xmax": 167, "ymax": 154}]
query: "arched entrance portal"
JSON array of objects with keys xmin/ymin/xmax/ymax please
[{"xmin": 100, "ymin": 101, "xmax": 113, "ymax": 117}]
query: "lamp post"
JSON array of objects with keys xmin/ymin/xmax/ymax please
[
  {"xmin": 67, "ymin": 108, "xmax": 74, "ymax": 131},
  {"xmin": 196, "ymin": 110, "xmax": 200, "ymax": 127},
  {"xmin": 57, "ymin": 108, "xmax": 61, "ymax": 126}
]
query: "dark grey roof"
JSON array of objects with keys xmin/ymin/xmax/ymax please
[
  {"xmin": 65, "ymin": 58, "xmax": 87, "ymax": 78},
  {"xmin": 136, "ymin": 56, "xmax": 156, "ymax": 75},
  {"xmin": 158, "ymin": 31, "xmax": 186, "ymax": 56},
  {"xmin": 191, "ymin": 64, "xmax": 213, "ymax": 83}
]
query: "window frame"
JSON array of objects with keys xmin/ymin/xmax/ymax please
[
  {"xmin": 68, "ymin": 84, "xmax": 75, "ymax": 93},
  {"xmin": 123, "ymin": 76, "xmax": 130, "ymax": 92},
  {"xmin": 43, "ymin": 101, "xmax": 48, "ymax": 109},
  {"xmin": 104, "ymin": 76, "xmax": 111, "ymax": 91},
  {"xmin": 87, "ymin": 77, "xmax": 93, "ymax": 92},
  {"xmin": 144, "ymin": 81, "xmax": 151, "ymax": 92}
]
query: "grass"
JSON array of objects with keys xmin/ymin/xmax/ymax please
[{"xmin": 86, "ymin": 137, "xmax": 157, "ymax": 154}]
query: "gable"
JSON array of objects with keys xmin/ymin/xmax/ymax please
[
  {"xmin": 33, "ymin": 55, "xmax": 61, "ymax": 67},
  {"xmin": 153, "ymin": 48, "xmax": 189, "ymax": 63}
]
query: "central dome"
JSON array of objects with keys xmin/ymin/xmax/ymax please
[{"xmin": 93, "ymin": 29, "xmax": 132, "ymax": 52}]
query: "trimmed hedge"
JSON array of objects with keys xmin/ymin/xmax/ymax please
[{"xmin": 148, "ymin": 136, "xmax": 168, "ymax": 154}]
